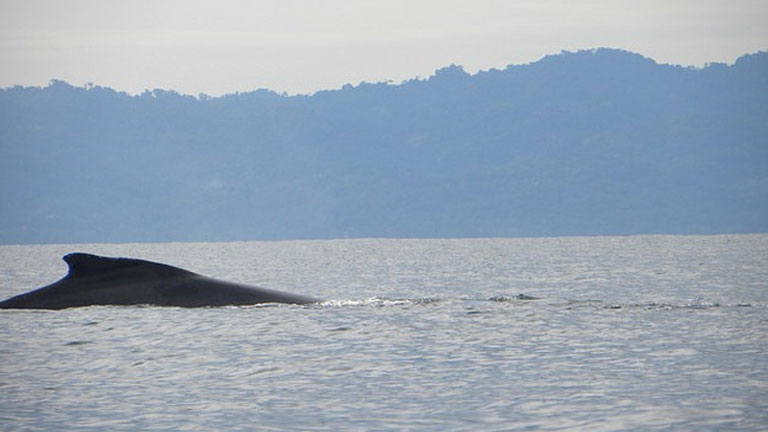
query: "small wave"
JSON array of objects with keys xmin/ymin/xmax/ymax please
[
  {"xmin": 559, "ymin": 299, "xmax": 765, "ymax": 311},
  {"xmin": 488, "ymin": 294, "xmax": 539, "ymax": 302},
  {"xmin": 603, "ymin": 302, "xmax": 724, "ymax": 311},
  {"xmin": 64, "ymin": 340, "xmax": 92, "ymax": 346},
  {"xmin": 317, "ymin": 297, "xmax": 441, "ymax": 308}
]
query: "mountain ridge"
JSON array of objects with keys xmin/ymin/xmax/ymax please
[
  {"xmin": 1, "ymin": 48, "xmax": 766, "ymax": 243},
  {"xmin": 4, "ymin": 48, "xmax": 764, "ymax": 98}
]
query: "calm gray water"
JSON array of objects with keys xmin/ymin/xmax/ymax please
[{"xmin": 1, "ymin": 235, "xmax": 767, "ymax": 431}]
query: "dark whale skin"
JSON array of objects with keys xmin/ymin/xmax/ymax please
[{"xmin": 0, "ymin": 253, "xmax": 319, "ymax": 309}]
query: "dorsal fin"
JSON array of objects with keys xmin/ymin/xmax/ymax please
[{"xmin": 63, "ymin": 253, "xmax": 192, "ymax": 278}]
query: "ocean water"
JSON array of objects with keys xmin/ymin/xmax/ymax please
[{"xmin": 0, "ymin": 235, "xmax": 767, "ymax": 431}]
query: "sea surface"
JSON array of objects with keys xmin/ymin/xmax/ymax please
[{"xmin": 1, "ymin": 235, "xmax": 767, "ymax": 431}]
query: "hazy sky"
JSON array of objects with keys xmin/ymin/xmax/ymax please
[{"xmin": 1, "ymin": 0, "xmax": 766, "ymax": 95}]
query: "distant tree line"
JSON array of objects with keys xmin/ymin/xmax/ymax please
[{"xmin": 0, "ymin": 48, "xmax": 766, "ymax": 243}]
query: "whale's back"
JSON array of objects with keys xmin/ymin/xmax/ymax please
[{"xmin": 0, "ymin": 253, "xmax": 318, "ymax": 309}]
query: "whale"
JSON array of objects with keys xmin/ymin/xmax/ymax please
[{"xmin": 0, "ymin": 253, "xmax": 319, "ymax": 309}]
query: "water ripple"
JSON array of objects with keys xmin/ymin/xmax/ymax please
[{"xmin": 1, "ymin": 235, "xmax": 767, "ymax": 431}]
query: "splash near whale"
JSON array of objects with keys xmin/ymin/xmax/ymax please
[{"xmin": 0, "ymin": 253, "xmax": 319, "ymax": 309}]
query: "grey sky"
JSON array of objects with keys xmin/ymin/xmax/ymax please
[{"xmin": 1, "ymin": 0, "xmax": 766, "ymax": 95}]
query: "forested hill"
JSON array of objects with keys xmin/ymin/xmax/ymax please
[{"xmin": 1, "ymin": 48, "xmax": 766, "ymax": 243}]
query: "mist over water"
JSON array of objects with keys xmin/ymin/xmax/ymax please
[{"xmin": 1, "ymin": 235, "xmax": 767, "ymax": 431}]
